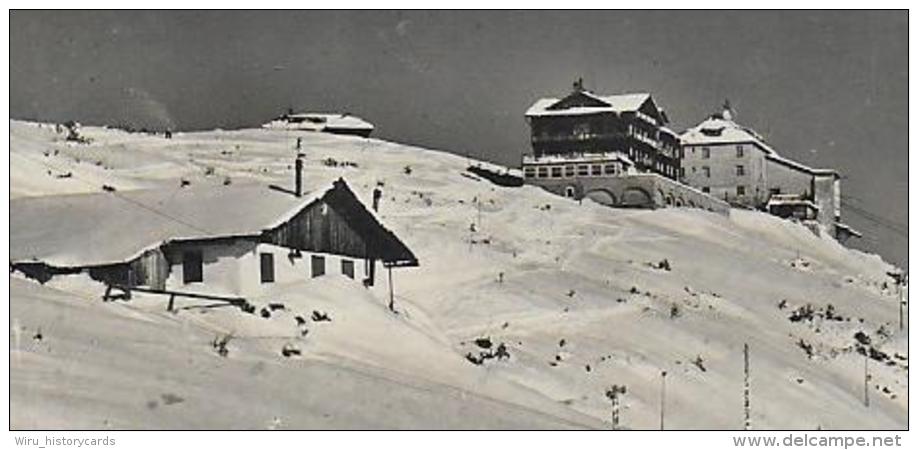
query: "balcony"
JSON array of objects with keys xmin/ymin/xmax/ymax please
[{"xmin": 531, "ymin": 132, "xmax": 628, "ymax": 143}]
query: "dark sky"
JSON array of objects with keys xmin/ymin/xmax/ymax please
[{"xmin": 10, "ymin": 10, "xmax": 908, "ymax": 268}]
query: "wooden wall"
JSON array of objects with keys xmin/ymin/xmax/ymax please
[{"xmin": 266, "ymin": 200, "xmax": 370, "ymax": 261}]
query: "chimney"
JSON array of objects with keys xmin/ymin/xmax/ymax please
[
  {"xmin": 722, "ymin": 99, "xmax": 734, "ymax": 121},
  {"xmin": 295, "ymin": 155, "xmax": 303, "ymax": 197}
]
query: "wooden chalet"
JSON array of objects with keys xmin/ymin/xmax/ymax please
[{"xmin": 10, "ymin": 178, "xmax": 417, "ymax": 299}]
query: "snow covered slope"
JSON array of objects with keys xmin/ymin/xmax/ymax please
[{"xmin": 9, "ymin": 120, "xmax": 907, "ymax": 429}]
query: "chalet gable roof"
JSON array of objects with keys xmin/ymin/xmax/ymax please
[
  {"xmin": 11, "ymin": 178, "xmax": 417, "ymax": 268},
  {"xmin": 526, "ymin": 91, "xmax": 667, "ymax": 123}
]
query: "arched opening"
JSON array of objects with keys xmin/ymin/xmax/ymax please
[
  {"xmin": 584, "ymin": 189, "xmax": 617, "ymax": 207},
  {"xmin": 564, "ymin": 185, "xmax": 577, "ymax": 199},
  {"xmin": 621, "ymin": 187, "xmax": 653, "ymax": 208}
]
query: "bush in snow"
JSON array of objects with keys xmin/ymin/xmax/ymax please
[
  {"xmin": 670, "ymin": 303, "xmax": 682, "ymax": 319},
  {"xmin": 212, "ymin": 333, "xmax": 232, "ymax": 357},
  {"xmin": 311, "ymin": 310, "xmax": 332, "ymax": 322}
]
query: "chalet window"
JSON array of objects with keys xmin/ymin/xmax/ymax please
[
  {"xmin": 737, "ymin": 185, "xmax": 746, "ymax": 196},
  {"xmin": 604, "ymin": 164, "xmax": 617, "ymax": 175},
  {"xmin": 182, "ymin": 250, "xmax": 203, "ymax": 284},
  {"xmin": 311, "ymin": 255, "xmax": 326, "ymax": 278},
  {"xmin": 702, "ymin": 147, "xmax": 710, "ymax": 158},
  {"xmin": 591, "ymin": 165, "xmax": 602, "ymax": 176},
  {"xmin": 260, "ymin": 253, "xmax": 275, "ymax": 283},
  {"xmin": 702, "ymin": 166, "xmax": 711, "ymax": 178},
  {"xmin": 551, "ymin": 167, "xmax": 563, "ymax": 178},
  {"xmin": 341, "ymin": 259, "xmax": 355, "ymax": 279},
  {"xmin": 577, "ymin": 165, "xmax": 590, "ymax": 176},
  {"xmin": 537, "ymin": 167, "xmax": 548, "ymax": 178},
  {"xmin": 736, "ymin": 145, "xmax": 744, "ymax": 157},
  {"xmin": 702, "ymin": 187, "xmax": 710, "ymax": 193},
  {"xmin": 524, "ymin": 167, "xmax": 536, "ymax": 178},
  {"xmin": 736, "ymin": 165, "xmax": 745, "ymax": 176}
]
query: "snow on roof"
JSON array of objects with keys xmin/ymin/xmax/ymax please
[
  {"xmin": 767, "ymin": 195, "xmax": 819, "ymax": 209},
  {"xmin": 523, "ymin": 152, "xmax": 634, "ymax": 165},
  {"xmin": 10, "ymin": 181, "xmax": 333, "ymax": 267},
  {"xmin": 263, "ymin": 112, "xmax": 374, "ymax": 131},
  {"xmin": 682, "ymin": 114, "xmax": 838, "ymax": 177},
  {"xmin": 525, "ymin": 92, "xmax": 652, "ymax": 117},
  {"xmin": 765, "ymin": 153, "xmax": 838, "ymax": 177},
  {"xmin": 680, "ymin": 115, "xmax": 775, "ymax": 149},
  {"xmin": 835, "ymin": 222, "xmax": 863, "ymax": 238}
]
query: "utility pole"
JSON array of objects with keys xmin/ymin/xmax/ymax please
[
  {"xmin": 744, "ymin": 343, "xmax": 751, "ymax": 430},
  {"xmin": 387, "ymin": 266, "xmax": 395, "ymax": 313},
  {"xmin": 898, "ymin": 274, "xmax": 907, "ymax": 332},
  {"xmin": 660, "ymin": 370, "xmax": 667, "ymax": 431},
  {"xmin": 863, "ymin": 353, "xmax": 870, "ymax": 408}
]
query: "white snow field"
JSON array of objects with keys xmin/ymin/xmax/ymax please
[{"xmin": 9, "ymin": 120, "xmax": 907, "ymax": 430}]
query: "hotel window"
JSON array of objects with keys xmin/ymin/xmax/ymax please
[
  {"xmin": 564, "ymin": 165, "xmax": 575, "ymax": 177},
  {"xmin": 260, "ymin": 253, "xmax": 275, "ymax": 283},
  {"xmin": 182, "ymin": 250, "xmax": 203, "ymax": 284},
  {"xmin": 736, "ymin": 145, "xmax": 744, "ymax": 157},
  {"xmin": 679, "ymin": 167, "xmax": 685, "ymax": 178},
  {"xmin": 591, "ymin": 165, "xmax": 602, "ymax": 176},
  {"xmin": 524, "ymin": 167, "xmax": 535, "ymax": 178},
  {"xmin": 702, "ymin": 166, "xmax": 711, "ymax": 178},
  {"xmin": 577, "ymin": 165, "xmax": 590, "ymax": 176},
  {"xmin": 551, "ymin": 166, "xmax": 563, "ymax": 178},
  {"xmin": 604, "ymin": 164, "xmax": 617, "ymax": 175},
  {"xmin": 702, "ymin": 147, "xmax": 710, "ymax": 158},
  {"xmin": 537, "ymin": 167, "xmax": 548, "ymax": 178},
  {"xmin": 737, "ymin": 185, "xmax": 746, "ymax": 196},
  {"xmin": 736, "ymin": 165, "xmax": 745, "ymax": 176}
]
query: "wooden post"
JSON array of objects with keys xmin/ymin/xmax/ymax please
[
  {"xmin": 387, "ymin": 266, "xmax": 395, "ymax": 313},
  {"xmin": 103, "ymin": 285, "xmax": 112, "ymax": 302},
  {"xmin": 477, "ymin": 196, "xmax": 482, "ymax": 231},
  {"xmin": 606, "ymin": 384, "xmax": 626, "ymax": 430},
  {"xmin": 660, "ymin": 370, "xmax": 667, "ymax": 430},
  {"xmin": 863, "ymin": 353, "xmax": 870, "ymax": 407},
  {"xmin": 167, "ymin": 294, "xmax": 175, "ymax": 312},
  {"xmin": 744, "ymin": 343, "xmax": 751, "ymax": 430}
]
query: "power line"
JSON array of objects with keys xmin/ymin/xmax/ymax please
[
  {"xmin": 14, "ymin": 150, "xmax": 216, "ymax": 236},
  {"xmin": 840, "ymin": 201, "xmax": 908, "ymax": 238}
]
